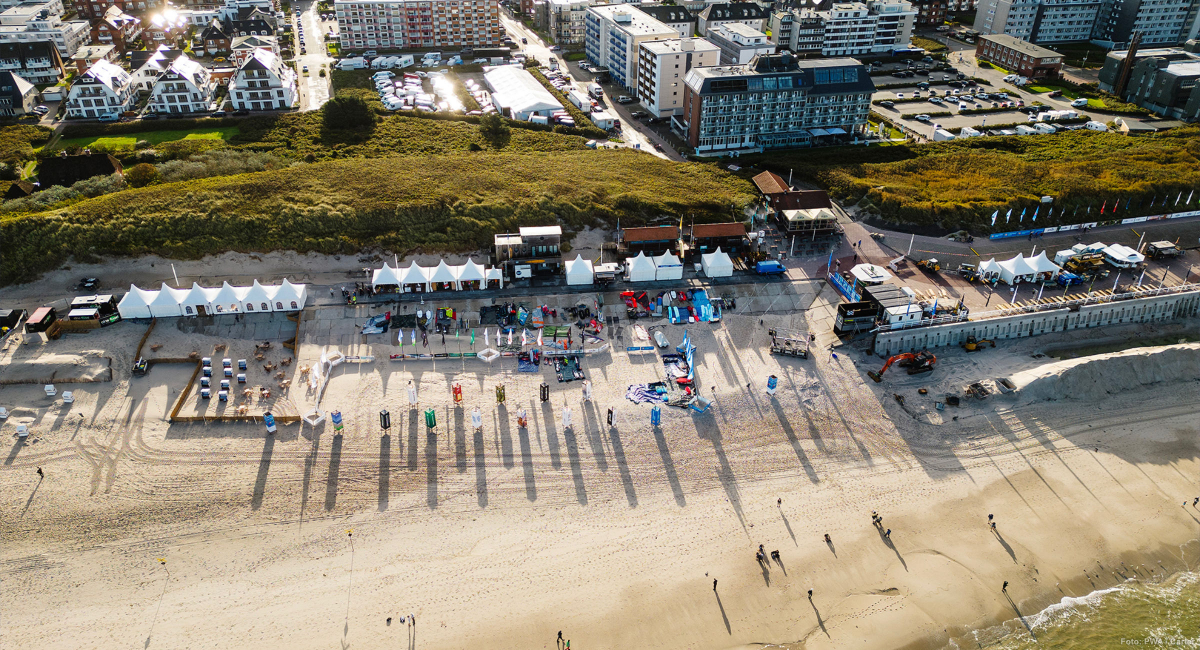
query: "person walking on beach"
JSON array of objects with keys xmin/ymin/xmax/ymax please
[
  {"xmin": 808, "ymin": 589, "xmax": 813, "ymax": 599},
  {"xmin": 1002, "ymin": 581, "xmax": 1008, "ymax": 592},
  {"xmin": 713, "ymin": 578, "xmax": 718, "ymax": 591},
  {"xmin": 410, "ymin": 613, "xmax": 415, "ymax": 627},
  {"xmin": 558, "ymin": 631, "xmax": 563, "ymax": 647},
  {"xmin": 884, "ymin": 529, "xmax": 891, "ymax": 538},
  {"xmin": 36, "ymin": 467, "xmax": 43, "ymax": 478}
]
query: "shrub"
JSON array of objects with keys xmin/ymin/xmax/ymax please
[
  {"xmin": 126, "ymin": 163, "xmax": 159, "ymax": 188},
  {"xmin": 322, "ymin": 95, "xmax": 375, "ymax": 130},
  {"xmin": 478, "ymin": 113, "xmax": 511, "ymax": 149}
]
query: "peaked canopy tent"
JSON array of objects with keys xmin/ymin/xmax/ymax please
[
  {"xmin": 117, "ymin": 285, "xmax": 154, "ymax": 319},
  {"xmin": 209, "ymin": 281, "xmax": 245, "ymax": 314},
  {"xmin": 179, "ymin": 282, "xmax": 216, "ymax": 316},
  {"xmin": 701, "ymin": 247, "xmax": 733, "ymax": 277},
  {"xmin": 400, "ymin": 262, "xmax": 430, "ymax": 293},
  {"xmin": 997, "ymin": 252, "xmax": 1059, "ymax": 285},
  {"xmin": 565, "ymin": 254, "xmax": 594, "ymax": 285},
  {"xmin": 270, "ymin": 279, "xmax": 307, "ymax": 311},
  {"xmin": 654, "ymin": 251, "xmax": 683, "ymax": 281},
  {"xmin": 371, "ymin": 264, "xmax": 403, "ymax": 290},
  {"xmin": 485, "ymin": 267, "xmax": 504, "ymax": 289},
  {"xmin": 148, "ymin": 283, "xmax": 187, "ymax": 317},
  {"xmin": 240, "ymin": 280, "xmax": 274, "ymax": 312},
  {"xmin": 978, "ymin": 258, "xmax": 1003, "ymax": 283},
  {"xmin": 456, "ymin": 258, "xmax": 486, "ymax": 290},
  {"xmin": 626, "ymin": 252, "xmax": 657, "ymax": 283},
  {"xmin": 428, "ymin": 261, "xmax": 458, "ymax": 290}
]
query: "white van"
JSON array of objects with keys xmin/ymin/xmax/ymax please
[{"xmin": 1071, "ymin": 98, "xmax": 1089, "ymax": 108}]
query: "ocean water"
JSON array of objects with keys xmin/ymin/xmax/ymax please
[{"xmin": 950, "ymin": 571, "xmax": 1200, "ymax": 650}]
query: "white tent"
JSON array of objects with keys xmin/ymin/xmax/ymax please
[
  {"xmin": 626, "ymin": 252, "xmax": 657, "ymax": 282},
  {"xmin": 371, "ymin": 264, "xmax": 403, "ymax": 289},
  {"xmin": 701, "ymin": 247, "xmax": 734, "ymax": 278},
  {"xmin": 179, "ymin": 282, "xmax": 214, "ymax": 316},
  {"xmin": 117, "ymin": 284, "xmax": 154, "ymax": 319},
  {"xmin": 400, "ymin": 262, "xmax": 430, "ymax": 293},
  {"xmin": 978, "ymin": 258, "xmax": 1003, "ymax": 283},
  {"xmin": 456, "ymin": 258, "xmax": 486, "ymax": 290},
  {"xmin": 565, "ymin": 254, "xmax": 594, "ymax": 285},
  {"xmin": 997, "ymin": 254, "xmax": 1039, "ymax": 285},
  {"xmin": 272, "ymin": 279, "xmax": 307, "ymax": 311},
  {"xmin": 485, "ymin": 266, "xmax": 504, "ymax": 289},
  {"xmin": 148, "ymin": 283, "xmax": 186, "ymax": 317},
  {"xmin": 654, "ymin": 251, "xmax": 683, "ymax": 281},
  {"xmin": 1103, "ymin": 244, "xmax": 1144, "ymax": 268},
  {"xmin": 209, "ymin": 281, "xmax": 244, "ymax": 314},
  {"xmin": 428, "ymin": 260, "xmax": 458, "ymax": 290},
  {"xmin": 484, "ymin": 66, "xmax": 564, "ymax": 121},
  {"xmin": 1026, "ymin": 251, "xmax": 1061, "ymax": 277},
  {"xmin": 240, "ymin": 280, "xmax": 274, "ymax": 313}
]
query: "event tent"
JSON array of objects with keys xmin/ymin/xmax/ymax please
[
  {"xmin": 372, "ymin": 264, "xmax": 403, "ymax": 288},
  {"xmin": 701, "ymin": 247, "xmax": 734, "ymax": 277},
  {"xmin": 241, "ymin": 280, "xmax": 274, "ymax": 312},
  {"xmin": 179, "ymin": 282, "xmax": 214, "ymax": 316},
  {"xmin": 400, "ymin": 262, "xmax": 430, "ymax": 292},
  {"xmin": 626, "ymin": 252, "xmax": 656, "ymax": 282},
  {"xmin": 456, "ymin": 258, "xmax": 486, "ymax": 290},
  {"xmin": 996, "ymin": 252, "xmax": 1060, "ymax": 285},
  {"xmin": 484, "ymin": 66, "xmax": 564, "ymax": 121},
  {"xmin": 428, "ymin": 260, "xmax": 458, "ymax": 290},
  {"xmin": 271, "ymin": 279, "xmax": 307, "ymax": 311},
  {"xmin": 148, "ymin": 283, "xmax": 186, "ymax": 317},
  {"xmin": 117, "ymin": 285, "xmax": 154, "ymax": 319},
  {"xmin": 210, "ymin": 281, "xmax": 244, "ymax": 314},
  {"xmin": 565, "ymin": 254, "xmax": 594, "ymax": 285},
  {"xmin": 485, "ymin": 267, "xmax": 504, "ymax": 289},
  {"xmin": 654, "ymin": 251, "xmax": 683, "ymax": 281},
  {"xmin": 978, "ymin": 258, "xmax": 1003, "ymax": 283}
]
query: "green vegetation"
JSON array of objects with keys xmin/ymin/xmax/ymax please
[
  {"xmin": 911, "ymin": 36, "xmax": 948, "ymax": 53},
  {"xmin": 0, "ymin": 150, "xmax": 756, "ymax": 284},
  {"xmin": 741, "ymin": 126, "xmax": 1200, "ymax": 233},
  {"xmin": 1045, "ymin": 42, "xmax": 1110, "ymax": 69},
  {"xmin": 57, "ymin": 127, "xmax": 239, "ymax": 150},
  {"xmin": 323, "ymin": 95, "xmax": 375, "ymax": 129},
  {"xmin": 1021, "ymin": 78, "xmax": 1149, "ymax": 115},
  {"xmin": 563, "ymin": 51, "xmax": 586, "ymax": 61},
  {"xmin": 0, "ymin": 124, "xmax": 53, "ymax": 165},
  {"xmin": 526, "ymin": 67, "xmax": 608, "ymax": 139},
  {"xmin": 900, "ymin": 111, "xmax": 952, "ymax": 119}
]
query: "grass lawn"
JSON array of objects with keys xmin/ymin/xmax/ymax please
[
  {"xmin": 912, "ymin": 36, "xmax": 948, "ymax": 52},
  {"xmin": 58, "ymin": 127, "xmax": 239, "ymax": 149},
  {"xmin": 1026, "ymin": 84, "xmax": 1081, "ymax": 99}
]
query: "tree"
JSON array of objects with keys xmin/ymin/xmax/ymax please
[
  {"xmin": 126, "ymin": 163, "xmax": 159, "ymax": 188},
  {"xmin": 478, "ymin": 113, "xmax": 511, "ymax": 149},
  {"xmin": 322, "ymin": 95, "xmax": 374, "ymax": 130}
]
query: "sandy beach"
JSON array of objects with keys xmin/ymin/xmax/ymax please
[{"xmin": 2, "ymin": 284, "xmax": 1199, "ymax": 650}]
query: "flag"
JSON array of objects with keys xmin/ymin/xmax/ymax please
[
  {"xmin": 1125, "ymin": 197, "xmax": 1131, "ymax": 211},
  {"xmin": 1176, "ymin": 191, "xmax": 1183, "ymax": 205},
  {"xmin": 537, "ymin": 330, "xmax": 543, "ymax": 346},
  {"xmin": 521, "ymin": 329, "xmax": 528, "ymax": 346},
  {"xmin": 455, "ymin": 329, "xmax": 459, "ymax": 338},
  {"xmin": 470, "ymin": 329, "xmax": 475, "ymax": 345},
  {"xmin": 1150, "ymin": 194, "xmax": 1157, "ymax": 206},
  {"xmin": 410, "ymin": 329, "xmax": 416, "ymax": 346},
  {"xmin": 507, "ymin": 329, "xmax": 513, "ymax": 345},
  {"xmin": 1100, "ymin": 200, "xmax": 1106, "ymax": 214},
  {"xmin": 991, "ymin": 210, "xmax": 998, "ymax": 226},
  {"xmin": 1019, "ymin": 207, "xmax": 1026, "ymax": 223},
  {"xmin": 1032, "ymin": 206, "xmax": 1038, "ymax": 222},
  {"xmin": 1188, "ymin": 189, "xmax": 1194, "ymax": 205},
  {"xmin": 485, "ymin": 328, "xmax": 490, "ymax": 346},
  {"xmin": 1006, "ymin": 208, "xmax": 1012, "ymax": 223}
]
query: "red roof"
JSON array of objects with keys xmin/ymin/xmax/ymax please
[
  {"xmin": 691, "ymin": 222, "xmax": 747, "ymax": 239},
  {"xmin": 623, "ymin": 226, "xmax": 679, "ymax": 242},
  {"xmin": 773, "ymin": 190, "xmax": 832, "ymax": 211},
  {"xmin": 752, "ymin": 171, "xmax": 789, "ymax": 196}
]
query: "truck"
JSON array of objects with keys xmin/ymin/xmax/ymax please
[
  {"xmin": 1063, "ymin": 252, "xmax": 1109, "ymax": 280},
  {"xmin": 1145, "ymin": 241, "xmax": 1182, "ymax": 259},
  {"xmin": 588, "ymin": 83, "xmax": 603, "ymax": 99},
  {"xmin": 1056, "ymin": 271, "xmax": 1085, "ymax": 287},
  {"xmin": 755, "ymin": 260, "xmax": 787, "ymax": 276}
]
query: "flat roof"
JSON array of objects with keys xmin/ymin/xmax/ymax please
[
  {"xmin": 849, "ymin": 263, "xmax": 893, "ymax": 284},
  {"xmin": 624, "ymin": 225, "xmax": 679, "ymax": 241},
  {"xmin": 590, "ymin": 5, "xmax": 676, "ymax": 37},
  {"xmin": 716, "ymin": 22, "xmax": 765, "ymax": 38},
  {"xmin": 519, "ymin": 225, "xmax": 562, "ymax": 237},
  {"xmin": 692, "ymin": 222, "xmax": 747, "ymax": 238},
  {"xmin": 641, "ymin": 37, "xmax": 719, "ymax": 55},
  {"xmin": 979, "ymin": 34, "xmax": 1061, "ymax": 60}
]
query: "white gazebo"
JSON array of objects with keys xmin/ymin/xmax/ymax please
[
  {"xmin": 456, "ymin": 258, "xmax": 486, "ymax": 290},
  {"xmin": 626, "ymin": 252, "xmax": 656, "ymax": 282},
  {"xmin": 565, "ymin": 254, "xmax": 594, "ymax": 285},
  {"xmin": 654, "ymin": 251, "xmax": 683, "ymax": 281},
  {"xmin": 978, "ymin": 258, "xmax": 1003, "ymax": 283},
  {"xmin": 209, "ymin": 281, "xmax": 244, "ymax": 314},
  {"xmin": 428, "ymin": 260, "xmax": 457, "ymax": 290},
  {"xmin": 997, "ymin": 254, "xmax": 1039, "ymax": 285},
  {"xmin": 179, "ymin": 282, "xmax": 214, "ymax": 316},
  {"xmin": 400, "ymin": 262, "xmax": 430, "ymax": 293},
  {"xmin": 485, "ymin": 266, "xmax": 505, "ymax": 289},
  {"xmin": 148, "ymin": 283, "xmax": 186, "ymax": 317},
  {"xmin": 117, "ymin": 285, "xmax": 154, "ymax": 319},
  {"xmin": 240, "ymin": 280, "xmax": 274, "ymax": 312},
  {"xmin": 270, "ymin": 279, "xmax": 307, "ymax": 311},
  {"xmin": 701, "ymin": 247, "xmax": 733, "ymax": 278},
  {"xmin": 371, "ymin": 264, "xmax": 403, "ymax": 290}
]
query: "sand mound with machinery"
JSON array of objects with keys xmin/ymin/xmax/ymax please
[{"xmin": 1010, "ymin": 342, "xmax": 1200, "ymax": 402}]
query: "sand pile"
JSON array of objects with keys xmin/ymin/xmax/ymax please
[
  {"xmin": 1010, "ymin": 342, "xmax": 1200, "ymax": 402},
  {"xmin": 0, "ymin": 353, "xmax": 112, "ymax": 384}
]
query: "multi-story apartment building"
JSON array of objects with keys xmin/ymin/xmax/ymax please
[
  {"xmin": 585, "ymin": 4, "xmax": 676, "ymax": 91},
  {"xmin": 67, "ymin": 0, "xmax": 159, "ymax": 21},
  {"xmin": 909, "ymin": 0, "xmax": 947, "ymax": 25},
  {"xmin": 0, "ymin": 69, "xmax": 37, "ymax": 115},
  {"xmin": 636, "ymin": 3, "xmax": 694, "ymax": 38},
  {"xmin": 228, "ymin": 47, "xmax": 295, "ymax": 110},
  {"xmin": 1092, "ymin": 0, "xmax": 1199, "ymax": 47},
  {"xmin": 947, "ymin": 0, "xmax": 978, "ymax": 11},
  {"xmin": 230, "ymin": 32, "xmax": 276, "ymax": 63},
  {"xmin": 0, "ymin": 39, "xmax": 61, "ymax": 83},
  {"xmin": 0, "ymin": 3, "xmax": 89, "ymax": 56},
  {"xmin": 974, "ymin": 0, "xmax": 1101, "ymax": 44},
  {"xmin": 705, "ymin": 22, "xmax": 772, "ymax": 63},
  {"xmin": 65, "ymin": 58, "xmax": 137, "ymax": 117},
  {"xmin": 147, "ymin": 54, "xmax": 216, "ymax": 113},
  {"xmin": 71, "ymin": 42, "xmax": 117, "ymax": 73},
  {"xmin": 636, "ymin": 36, "xmax": 718, "ymax": 116},
  {"xmin": 696, "ymin": 2, "xmax": 765, "ymax": 36},
  {"xmin": 975, "ymin": 33, "xmax": 1063, "ymax": 76},
  {"xmin": 769, "ymin": 1, "xmax": 915, "ymax": 57},
  {"xmin": 335, "ymin": 0, "xmax": 502, "ymax": 52},
  {"xmin": 680, "ymin": 53, "xmax": 874, "ymax": 154},
  {"xmin": 1098, "ymin": 41, "xmax": 1200, "ymax": 120},
  {"xmin": 547, "ymin": 0, "xmax": 589, "ymax": 44},
  {"xmin": 90, "ymin": 4, "xmax": 142, "ymax": 52}
]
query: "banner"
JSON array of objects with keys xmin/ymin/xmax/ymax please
[{"xmin": 827, "ymin": 272, "xmax": 861, "ymax": 302}]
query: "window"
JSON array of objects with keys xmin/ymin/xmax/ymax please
[
  {"xmin": 290, "ymin": 301, "xmax": 298, "ymax": 309},
  {"xmin": 185, "ymin": 305, "xmax": 194, "ymax": 314},
  {"xmin": 246, "ymin": 303, "xmax": 254, "ymax": 311},
  {"xmin": 276, "ymin": 302, "xmax": 283, "ymax": 310}
]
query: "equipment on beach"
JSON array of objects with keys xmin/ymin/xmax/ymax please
[
  {"xmin": 132, "ymin": 357, "xmax": 148, "ymax": 376},
  {"xmin": 472, "ymin": 407, "xmax": 483, "ymax": 431},
  {"xmin": 867, "ymin": 351, "xmax": 937, "ymax": 382},
  {"xmin": 540, "ymin": 382, "xmax": 549, "ymax": 402},
  {"xmin": 766, "ymin": 374, "xmax": 778, "ymax": 395},
  {"xmin": 379, "ymin": 410, "xmax": 391, "ymax": 431},
  {"xmin": 916, "ymin": 258, "xmax": 941, "ymax": 273},
  {"xmin": 452, "ymin": 382, "xmax": 463, "ymax": 405},
  {"xmin": 517, "ymin": 407, "xmax": 527, "ymax": 429},
  {"xmin": 265, "ymin": 411, "xmax": 277, "ymax": 434},
  {"xmin": 424, "ymin": 408, "xmax": 437, "ymax": 430},
  {"xmin": 962, "ymin": 336, "xmax": 995, "ymax": 352},
  {"xmin": 496, "ymin": 383, "xmax": 506, "ymax": 404},
  {"xmin": 650, "ymin": 405, "xmax": 661, "ymax": 427}
]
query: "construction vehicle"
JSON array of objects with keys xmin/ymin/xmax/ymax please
[
  {"xmin": 1063, "ymin": 252, "xmax": 1109, "ymax": 280},
  {"xmin": 962, "ymin": 336, "xmax": 995, "ymax": 352},
  {"xmin": 1145, "ymin": 241, "xmax": 1182, "ymax": 260},
  {"xmin": 916, "ymin": 258, "xmax": 941, "ymax": 272},
  {"xmin": 867, "ymin": 350, "xmax": 937, "ymax": 382},
  {"xmin": 957, "ymin": 263, "xmax": 979, "ymax": 282},
  {"xmin": 132, "ymin": 357, "xmax": 148, "ymax": 376}
]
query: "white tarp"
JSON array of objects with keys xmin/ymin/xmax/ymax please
[
  {"xmin": 626, "ymin": 251, "xmax": 656, "ymax": 282},
  {"xmin": 701, "ymin": 247, "xmax": 733, "ymax": 277},
  {"xmin": 117, "ymin": 284, "xmax": 154, "ymax": 319},
  {"xmin": 565, "ymin": 254, "xmax": 594, "ymax": 285},
  {"xmin": 654, "ymin": 251, "xmax": 683, "ymax": 281}
]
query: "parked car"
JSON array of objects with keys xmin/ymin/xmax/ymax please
[
  {"xmin": 630, "ymin": 110, "xmax": 648, "ymax": 119},
  {"xmin": 234, "ymin": 109, "xmax": 250, "ymax": 116},
  {"xmin": 302, "ymin": 65, "xmax": 309, "ymax": 73},
  {"xmin": 98, "ymin": 112, "xmax": 119, "ymax": 122},
  {"xmin": 878, "ymin": 100, "xmax": 895, "ymax": 108},
  {"xmin": 32, "ymin": 104, "xmax": 49, "ymax": 115},
  {"xmin": 915, "ymin": 114, "xmax": 932, "ymax": 122},
  {"xmin": 928, "ymin": 97, "xmax": 942, "ymax": 104},
  {"xmin": 1071, "ymin": 98, "xmax": 1089, "ymax": 108},
  {"xmin": 142, "ymin": 112, "xmax": 160, "ymax": 120},
  {"xmin": 78, "ymin": 277, "xmax": 100, "ymax": 290},
  {"xmin": 617, "ymin": 95, "xmax": 634, "ymax": 104},
  {"xmin": 211, "ymin": 110, "xmax": 226, "ymax": 117},
  {"xmin": 957, "ymin": 73, "xmax": 966, "ymax": 80},
  {"xmin": 915, "ymin": 69, "xmax": 928, "ymax": 76},
  {"xmin": 1049, "ymin": 90, "xmax": 1064, "ymax": 97}
]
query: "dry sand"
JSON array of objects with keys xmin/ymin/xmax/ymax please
[{"xmin": 1, "ymin": 302, "xmax": 1198, "ymax": 650}]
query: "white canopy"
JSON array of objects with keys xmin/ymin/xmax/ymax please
[
  {"xmin": 400, "ymin": 262, "xmax": 430, "ymax": 289},
  {"xmin": 209, "ymin": 281, "xmax": 244, "ymax": 313},
  {"xmin": 565, "ymin": 254, "xmax": 594, "ymax": 285},
  {"xmin": 486, "ymin": 267, "xmax": 504, "ymax": 288},
  {"xmin": 978, "ymin": 258, "xmax": 1003, "ymax": 282},
  {"xmin": 372, "ymin": 264, "xmax": 403, "ymax": 288},
  {"xmin": 241, "ymin": 280, "xmax": 273, "ymax": 312},
  {"xmin": 270, "ymin": 279, "xmax": 307, "ymax": 310},
  {"xmin": 457, "ymin": 258, "xmax": 486, "ymax": 283},
  {"xmin": 179, "ymin": 282, "xmax": 214, "ymax": 315},
  {"xmin": 701, "ymin": 247, "xmax": 733, "ymax": 277},
  {"xmin": 626, "ymin": 251, "xmax": 656, "ymax": 282},
  {"xmin": 148, "ymin": 283, "xmax": 186, "ymax": 317},
  {"xmin": 1026, "ymin": 251, "xmax": 1061, "ymax": 274},
  {"xmin": 654, "ymin": 251, "xmax": 683, "ymax": 281},
  {"xmin": 996, "ymin": 253, "xmax": 1056, "ymax": 285},
  {"xmin": 428, "ymin": 260, "xmax": 457, "ymax": 286},
  {"xmin": 117, "ymin": 284, "xmax": 154, "ymax": 319}
]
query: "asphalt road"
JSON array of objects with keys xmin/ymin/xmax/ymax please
[{"xmin": 293, "ymin": 0, "xmax": 333, "ymax": 111}]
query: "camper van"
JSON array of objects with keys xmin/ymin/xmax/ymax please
[
  {"xmin": 1015, "ymin": 124, "xmax": 1037, "ymax": 135},
  {"xmin": 1033, "ymin": 123, "xmax": 1057, "ymax": 134},
  {"xmin": 1084, "ymin": 121, "xmax": 1108, "ymax": 131}
]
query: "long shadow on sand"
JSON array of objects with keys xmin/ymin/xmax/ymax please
[
  {"xmin": 714, "ymin": 591, "xmax": 731, "ymax": 634},
  {"xmin": 771, "ymin": 398, "xmax": 819, "ymax": 484},
  {"xmin": 251, "ymin": 434, "xmax": 275, "ymax": 510},
  {"xmin": 324, "ymin": 434, "xmax": 343, "ymax": 511},
  {"xmin": 379, "ymin": 434, "xmax": 390, "ymax": 512},
  {"xmin": 609, "ymin": 426, "xmax": 637, "ymax": 507},
  {"xmin": 652, "ymin": 425, "xmax": 685, "ymax": 507},
  {"xmin": 563, "ymin": 425, "xmax": 588, "ymax": 505},
  {"xmin": 518, "ymin": 423, "xmax": 537, "ymax": 501},
  {"xmin": 426, "ymin": 430, "xmax": 438, "ymax": 508},
  {"xmin": 474, "ymin": 428, "xmax": 488, "ymax": 508}
]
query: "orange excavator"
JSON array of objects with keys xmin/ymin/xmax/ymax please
[{"xmin": 867, "ymin": 351, "xmax": 937, "ymax": 382}]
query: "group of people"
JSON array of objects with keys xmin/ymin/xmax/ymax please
[
  {"xmin": 755, "ymin": 544, "xmax": 780, "ymax": 565},
  {"xmin": 872, "ymin": 511, "xmax": 891, "ymax": 538}
]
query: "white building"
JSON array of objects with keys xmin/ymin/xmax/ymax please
[
  {"xmin": 705, "ymin": 22, "xmax": 772, "ymax": 64},
  {"xmin": 334, "ymin": 0, "xmax": 502, "ymax": 52},
  {"xmin": 768, "ymin": 0, "xmax": 915, "ymax": 57},
  {"xmin": 0, "ymin": 3, "xmax": 89, "ymax": 57},
  {"xmin": 231, "ymin": 34, "xmax": 278, "ymax": 64},
  {"xmin": 548, "ymin": 0, "xmax": 590, "ymax": 44},
  {"xmin": 585, "ymin": 4, "xmax": 677, "ymax": 92},
  {"xmin": 64, "ymin": 58, "xmax": 136, "ymax": 118},
  {"xmin": 637, "ymin": 36, "xmax": 719, "ymax": 117},
  {"xmin": 973, "ymin": 0, "xmax": 1100, "ymax": 44},
  {"xmin": 484, "ymin": 65, "xmax": 563, "ymax": 120},
  {"xmin": 228, "ymin": 48, "xmax": 295, "ymax": 110},
  {"xmin": 695, "ymin": 2, "xmax": 766, "ymax": 36},
  {"xmin": 635, "ymin": 3, "xmax": 696, "ymax": 38},
  {"xmin": 148, "ymin": 54, "xmax": 217, "ymax": 114}
]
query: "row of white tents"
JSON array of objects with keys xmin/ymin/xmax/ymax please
[
  {"xmin": 117, "ymin": 280, "xmax": 308, "ymax": 319},
  {"xmin": 622, "ymin": 249, "xmax": 734, "ymax": 282},
  {"xmin": 977, "ymin": 252, "xmax": 1061, "ymax": 285},
  {"xmin": 370, "ymin": 259, "xmax": 504, "ymax": 292}
]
